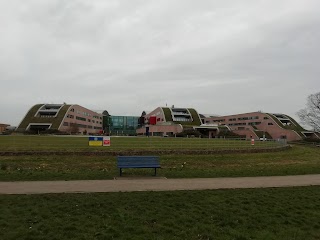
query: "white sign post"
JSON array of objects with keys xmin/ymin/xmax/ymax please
[{"xmin": 103, "ymin": 136, "xmax": 111, "ymax": 146}]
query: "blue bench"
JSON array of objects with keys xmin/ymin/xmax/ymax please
[{"xmin": 117, "ymin": 156, "xmax": 160, "ymax": 176}]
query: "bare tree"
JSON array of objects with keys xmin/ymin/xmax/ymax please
[
  {"xmin": 297, "ymin": 92, "xmax": 320, "ymax": 131},
  {"xmin": 69, "ymin": 123, "xmax": 79, "ymax": 134}
]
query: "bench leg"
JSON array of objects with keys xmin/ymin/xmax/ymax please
[
  {"xmin": 154, "ymin": 168, "xmax": 157, "ymax": 176},
  {"xmin": 120, "ymin": 168, "xmax": 122, "ymax": 176}
]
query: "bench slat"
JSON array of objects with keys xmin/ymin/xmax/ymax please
[
  {"xmin": 117, "ymin": 156, "xmax": 160, "ymax": 176},
  {"xmin": 118, "ymin": 162, "xmax": 160, "ymax": 167},
  {"xmin": 117, "ymin": 156, "xmax": 160, "ymax": 168}
]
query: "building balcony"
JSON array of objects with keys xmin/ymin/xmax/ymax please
[{"xmin": 172, "ymin": 112, "xmax": 190, "ymax": 116}]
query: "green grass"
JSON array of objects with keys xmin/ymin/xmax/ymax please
[
  {"xmin": 0, "ymin": 187, "xmax": 319, "ymax": 239},
  {"xmin": 0, "ymin": 145, "xmax": 319, "ymax": 181},
  {"xmin": 0, "ymin": 136, "xmax": 283, "ymax": 152}
]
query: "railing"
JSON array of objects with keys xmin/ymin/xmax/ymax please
[
  {"xmin": 289, "ymin": 141, "xmax": 320, "ymax": 148},
  {"xmin": 172, "ymin": 112, "xmax": 190, "ymax": 115}
]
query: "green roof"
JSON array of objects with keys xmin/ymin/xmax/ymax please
[
  {"xmin": 187, "ymin": 108, "xmax": 202, "ymax": 126},
  {"xmin": 162, "ymin": 107, "xmax": 173, "ymax": 122},
  {"xmin": 17, "ymin": 104, "xmax": 71, "ymax": 131},
  {"xmin": 266, "ymin": 113, "xmax": 305, "ymax": 138},
  {"xmin": 161, "ymin": 107, "xmax": 201, "ymax": 126}
]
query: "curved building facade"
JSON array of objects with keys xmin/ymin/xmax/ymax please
[
  {"xmin": 204, "ymin": 112, "xmax": 319, "ymax": 141},
  {"xmin": 136, "ymin": 107, "xmax": 202, "ymax": 136},
  {"xmin": 17, "ymin": 104, "xmax": 103, "ymax": 134}
]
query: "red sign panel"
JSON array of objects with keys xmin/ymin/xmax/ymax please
[{"xmin": 103, "ymin": 137, "xmax": 111, "ymax": 146}]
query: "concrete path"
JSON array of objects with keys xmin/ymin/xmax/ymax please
[{"xmin": 1, "ymin": 174, "xmax": 320, "ymax": 195}]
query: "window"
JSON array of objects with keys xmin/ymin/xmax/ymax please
[
  {"xmin": 264, "ymin": 117, "xmax": 269, "ymax": 120},
  {"xmin": 76, "ymin": 116, "xmax": 86, "ymax": 121},
  {"xmin": 39, "ymin": 114, "xmax": 54, "ymax": 118},
  {"xmin": 213, "ymin": 119, "xmax": 225, "ymax": 122},
  {"xmin": 248, "ymin": 122, "xmax": 261, "ymax": 125},
  {"xmin": 63, "ymin": 122, "xmax": 69, "ymax": 126},
  {"xmin": 238, "ymin": 116, "xmax": 259, "ymax": 121},
  {"xmin": 76, "ymin": 124, "xmax": 87, "ymax": 128},
  {"xmin": 229, "ymin": 122, "xmax": 246, "ymax": 126},
  {"xmin": 268, "ymin": 122, "xmax": 273, "ymax": 125}
]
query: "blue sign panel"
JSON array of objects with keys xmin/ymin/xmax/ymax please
[{"xmin": 89, "ymin": 136, "xmax": 103, "ymax": 146}]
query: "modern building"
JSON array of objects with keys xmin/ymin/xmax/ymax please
[
  {"xmin": 106, "ymin": 115, "xmax": 140, "ymax": 136},
  {"xmin": 0, "ymin": 124, "xmax": 10, "ymax": 134},
  {"xmin": 16, "ymin": 103, "xmax": 103, "ymax": 134},
  {"xmin": 15, "ymin": 103, "xmax": 319, "ymax": 140},
  {"xmin": 203, "ymin": 112, "xmax": 319, "ymax": 141},
  {"xmin": 136, "ymin": 106, "xmax": 202, "ymax": 136}
]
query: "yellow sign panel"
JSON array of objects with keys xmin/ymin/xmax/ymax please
[
  {"xmin": 88, "ymin": 136, "xmax": 109, "ymax": 147},
  {"xmin": 89, "ymin": 141, "xmax": 103, "ymax": 146}
]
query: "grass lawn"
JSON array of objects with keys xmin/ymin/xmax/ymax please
[
  {"xmin": 0, "ymin": 145, "xmax": 319, "ymax": 181},
  {"xmin": 0, "ymin": 186, "xmax": 319, "ymax": 240},
  {"xmin": 0, "ymin": 135, "xmax": 282, "ymax": 151}
]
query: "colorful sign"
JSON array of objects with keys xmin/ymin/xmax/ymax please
[
  {"xmin": 89, "ymin": 136, "xmax": 103, "ymax": 146},
  {"xmin": 103, "ymin": 136, "xmax": 111, "ymax": 146}
]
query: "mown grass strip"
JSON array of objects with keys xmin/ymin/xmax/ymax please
[
  {"xmin": 0, "ymin": 145, "xmax": 319, "ymax": 181},
  {"xmin": 0, "ymin": 136, "xmax": 284, "ymax": 152},
  {"xmin": 0, "ymin": 187, "xmax": 319, "ymax": 240}
]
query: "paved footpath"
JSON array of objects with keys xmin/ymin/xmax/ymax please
[{"xmin": 0, "ymin": 174, "xmax": 320, "ymax": 195}]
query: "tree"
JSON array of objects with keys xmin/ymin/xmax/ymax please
[
  {"xmin": 102, "ymin": 110, "xmax": 111, "ymax": 135},
  {"xmin": 297, "ymin": 92, "xmax": 320, "ymax": 131},
  {"xmin": 69, "ymin": 123, "xmax": 79, "ymax": 134},
  {"xmin": 141, "ymin": 111, "xmax": 146, "ymax": 116}
]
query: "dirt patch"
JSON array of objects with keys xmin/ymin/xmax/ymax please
[{"xmin": 255, "ymin": 160, "xmax": 307, "ymax": 166}]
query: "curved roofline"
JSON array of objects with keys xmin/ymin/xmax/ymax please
[
  {"xmin": 16, "ymin": 104, "xmax": 44, "ymax": 130},
  {"xmin": 58, "ymin": 104, "xmax": 74, "ymax": 130}
]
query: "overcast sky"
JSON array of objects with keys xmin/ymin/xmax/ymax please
[{"xmin": 1, "ymin": 0, "xmax": 319, "ymax": 126}]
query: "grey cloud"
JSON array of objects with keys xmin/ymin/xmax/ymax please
[{"xmin": 0, "ymin": 0, "xmax": 320, "ymax": 125}]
